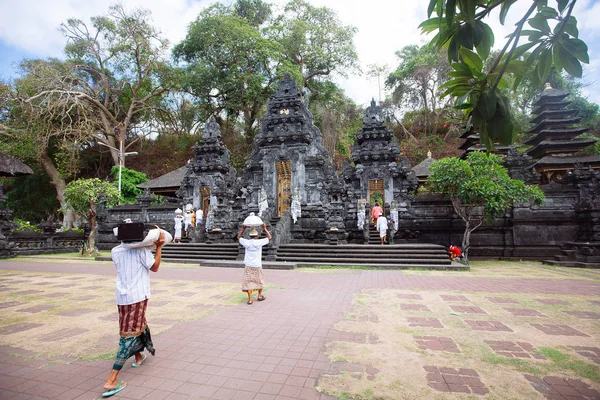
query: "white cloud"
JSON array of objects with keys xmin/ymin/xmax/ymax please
[{"xmin": 0, "ymin": 0, "xmax": 598, "ymax": 107}]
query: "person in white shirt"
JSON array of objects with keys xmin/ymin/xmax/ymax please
[
  {"xmin": 102, "ymin": 227, "xmax": 167, "ymax": 398},
  {"xmin": 173, "ymin": 209, "xmax": 183, "ymax": 243},
  {"xmin": 376, "ymin": 213, "xmax": 388, "ymax": 245},
  {"xmin": 184, "ymin": 210, "xmax": 193, "ymax": 237},
  {"xmin": 237, "ymin": 223, "xmax": 272, "ymax": 305}
]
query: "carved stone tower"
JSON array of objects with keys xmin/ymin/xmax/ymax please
[
  {"xmin": 348, "ymin": 99, "xmax": 418, "ymax": 215},
  {"xmin": 243, "ymin": 74, "xmax": 335, "ymax": 241}
]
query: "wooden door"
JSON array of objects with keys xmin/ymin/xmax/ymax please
[
  {"xmin": 200, "ymin": 187, "xmax": 210, "ymax": 217},
  {"xmin": 368, "ymin": 179, "xmax": 384, "ymax": 206},
  {"xmin": 276, "ymin": 161, "xmax": 292, "ymax": 216}
]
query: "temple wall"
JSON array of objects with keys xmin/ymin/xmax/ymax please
[{"xmin": 399, "ymin": 186, "xmax": 579, "ymax": 260}]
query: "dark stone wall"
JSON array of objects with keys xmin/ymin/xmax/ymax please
[
  {"xmin": 398, "ymin": 184, "xmax": 579, "ymax": 260},
  {"xmin": 7, "ymin": 231, "xmax": 86, "ymax": 255}
]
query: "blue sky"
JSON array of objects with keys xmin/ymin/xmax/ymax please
[{"xmin": 1, "ymin": 0, "xmax": 599, "ymax": 106}]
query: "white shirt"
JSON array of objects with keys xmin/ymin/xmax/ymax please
[
  {"xmin": 239, "ymin": 237, "xmax": 269, "ymax": 268},
  {"xmin": 111, "ymin": 245, "xmax": 155, "ymax": 305},
  {"xmin": 377, "ymin": 216, "xmax": 388, "ymax": 232}
]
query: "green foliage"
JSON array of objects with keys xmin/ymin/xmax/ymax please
[
  {"xmin": 11, "ymin": 218, "xmax": 42, "ymax": 232},
  {"xmin": 110, "ymin": 166, "xmax": 149, "ymax": 203},
  {"xmin": 64, "ymin": 178, "xmax": 120, "ymax": 216},
  {"xmin": 4, "ymin": 169, "xmax": 60, "ymax": 224},
  {"xmin": 426, "ymin": 152, "xmax": 544, "ymax": 259},
  {"xmin": 421, "ymin": 0, "xmax": 590, "ymax": 149}
]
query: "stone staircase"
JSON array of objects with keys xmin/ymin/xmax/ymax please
[
  {"xmin": 161, "ymin": 243, "xmax": 239, "ymax": 263},
  {"xmin": 159, "ymin": 238, "xmax": 464, "ymax": 270},
  {"xmin": 274, "ymin": 243, "xmax": 459, "ymax": 269},
  {"xmin": 542, "ymin": 242, "xmax": 600, "ymax": 268}
]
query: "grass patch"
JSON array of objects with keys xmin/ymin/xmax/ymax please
[
  {"xmin": 538, "ymin": 347, "xmax": 600, "ymax": 382},
  {"xmin": 332, "ymin": 356, "xmax": 348, "ymax": 362},
  {"xmin": 482, "ymin": 352, "xmax": 545, "ymax": 375},
  {"xmin": 79, "ymin": 350, "xmax": 115, "ymax": 361}
]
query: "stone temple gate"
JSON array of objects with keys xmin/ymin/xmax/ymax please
[{"xmin": 174, "ymin": 74, "xmax": 418, "ymax": 244}]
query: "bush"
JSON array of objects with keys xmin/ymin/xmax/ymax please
[{"xmin": 12, "ymin": 218, "xmax": 42, "ymax": 232}]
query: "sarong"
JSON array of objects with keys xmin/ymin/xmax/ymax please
[
  {"xmin": 113, "ymin": 299, "xmax": 155, "ymax": 370},
  {"xmin": 241, "ymin": 266, "xmax": 265, "ymax": 292}
]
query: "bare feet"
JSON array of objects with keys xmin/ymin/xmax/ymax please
[{"xmin": 103, "ymin": 379, "xmax": 126, "ymax": 391}]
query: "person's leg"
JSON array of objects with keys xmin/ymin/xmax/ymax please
[
  {"xmin": 257, "ymin": 288, "xmax": 264, "ymax": 300},
  {"xmin": 247, "ymin": 290, "xmax": 253, "ymax": 304},
  {"xmin": 103, "ymin": 369, "xmax": 124, "ymax": 391}
]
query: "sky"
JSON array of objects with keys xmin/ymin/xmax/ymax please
[{"xmin": 1, "ymin": 0, "xmax": 599, "ymax": 108}]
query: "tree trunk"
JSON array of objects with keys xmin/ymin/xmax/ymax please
[
  {"xmin": 462, "ymin": 221, "xmax": 471, "ymax": 263},
  {"xmin": 84, "ymin": 208, "xmax": 97, "ymax": 256},
  {"xmin": 39, "ymin": 152, "xmax": 75, "ymax": 229}
]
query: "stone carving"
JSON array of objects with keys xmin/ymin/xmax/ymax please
[
  {"xmin": 291, "ymin": 187, "xmax": 301, "ymax": 224},
  {"xmin": 258, "ymin": 188, "xmax": 269, "ymax": 217},
  {"xmin": 357, "ymin": 199, "xmax": 366, "ymax": 229},
  {"xmin": 390, "ymin": 200, "xmax": 399, "ymax": 233}
]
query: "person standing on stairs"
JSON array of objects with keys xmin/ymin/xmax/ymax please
[
  {"xmin": 237, "ymin": 223, "xmax": 272, "ymax": 305},
  {"xmin": 371, "ymin": 201, "xmax": 383, "ymax": 227},
  {"xmin": 376, "ymin": 213, "xmax": 388, "ymax": 245}
]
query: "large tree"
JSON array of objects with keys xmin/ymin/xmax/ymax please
[
  {"xmin": 421, "ymin": 0, "xmax": 590, "ymax": 149},
  {"xmin": 269, "ymin": 0, "xmax": 359, "ymax": 88},
  {"xmin": 174, "ymin": 0, "xmax": 359, "ymax": 142},
  {"xmin": 18, "ymin": 4, "xmax": 173, "ymax": 166},
  {"xmin": 173, "ymin": 3, "xmax": 290, "ymax": 139},
  {"xmin": 386, "ymin": 44, "xmax": 452, "ymax": 136},
  {"xmin": 426, "ymin": 151, "xmax": 544, "ymax": 262}
]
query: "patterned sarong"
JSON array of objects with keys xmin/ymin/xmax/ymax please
[
  {"xmin": 241, "ymin": 267, "xmax": 265, "ymax": 292},
  {"xmin": 113, "ymin": 299, "xmax": 155, "ymax": 370},
  {"xmin": 118, "ymin": 299, "xmax": 147, "ymax": 337}
]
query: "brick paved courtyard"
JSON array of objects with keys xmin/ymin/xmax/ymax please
[{"xmin": 0, "ymin": 259, "xmax": 598, "ymax": 399}]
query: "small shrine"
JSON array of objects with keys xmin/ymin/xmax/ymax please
[
  {"xmin": 346, "ymin": 99, "xmax": 417, "ymax": 213},
  {"xmin": 524, "ymin": 83, "xmax": 600, "ymax": 183},
  {"xmin": 412, "ymin": 151, "xmax": 437, "ymax": 188}
]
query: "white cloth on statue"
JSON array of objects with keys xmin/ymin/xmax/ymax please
[
  {"xmin": 376, "ymin": 216, "xmax": 388, "ymax": 238},
  {"xmin": 174, "ymin": 216, "xmax": 183, "ymax": 238},
  {"xmin": 196, "ymin": 209, "xmax": 204, "ymax": 224}
]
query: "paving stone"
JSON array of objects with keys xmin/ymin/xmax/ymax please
[
  {"xmin": 525, "ymin": 374, "xmax": 600, "ymax": 399},
  {"xmin": 450, "ymin": 305, "xmax": 487, "ymax": 314},
  {"xmin": 424, "ymin": 366, "xmax": 489, "ymax": 395},
  {"xmin": 569, "ymin": 346, "xmax": 600, "ymax": 364},
  {"xmin": 440, "ymin": 294, "xmax": 470, "ymax": 302},
  {"xmin": 0, "ymin": 301, "xmax": 24, "ymax": 309},
  {"xmin": 69, "ymin": 296, "xmax": 99, "ymax": 301},
  {"xmin": 400, "ymin": 303, "xmax": 430, "ymax": 311},
  {"xmin": 11, "ymin": 290, "xmax": 43, "ymax": 296},
  {"xmin": 485, "ymin": 341, "xmax": 545, "ymax": 359},
  {"xmin": 531, "ymin": 324, "xmax": 590, "ymax": 337},
  {"xmin": 563, "ymin": 311, "xmax": 600, "ymax": 319},
  {"xmin": 465, "ymin": 320, "xmax": 513, "ymax": 332},
  {"xmin": 504, "ymin": 308, "xmax": 548, "ymax": 317},
  {"xmin": 395, "ymin": 293, "xmax": 423, "ymax": 300},
  {"xmin": 56, "ymin": 308, "xmax": 95, "ymax": 317},
  {"xmin": 0, "ymin": 323, "xmax": 43, "ymax": 335},
  {"xmin": 535, "ymin": 298, "xmax": 570, "ymax": 305},
  {"xmin": 17, "ymin": 304, "xmax": 58, "ymax": 313},
  {"xmin": 486, "ymin": 296, "xmax": 518, "ymax": 304},
  {"xmin": 41, "ymin": 328, "xmax": 90, "ymax": 342},
  {"xmin": 414, "ymin": 336, "xmax": 460, "ymax": 353},
  {"xmin": 174, "ymin": 291, "xmax": 196, "ymax": 297},
  {"xmin": 407, "ymin": 317, "xmax": 443, "ymax": 328}
]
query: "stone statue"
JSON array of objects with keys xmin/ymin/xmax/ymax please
[
  {"xmin": 357, "ymin": 199, "xmax": 367, "ymax": 229},
  {"xmin": 205, "ymin": 204, "xmax": 214, "ymax": 232},
  {"xmin": 258, "ymin": 188, "xmax": 269, "ymax": 217},
  {"xmin": 291, "ymin": 187, "xmax": 301, "ymax": 224},
  {"xmin": 390, "ymin": 200, "xmax": 399, "ymax": 233}
]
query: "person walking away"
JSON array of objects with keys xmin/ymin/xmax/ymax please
[
  {"xmin": 371, "ymin": 201, "xmax": 383, "ymax": 226},
  {"xmin": 184, "ymin": 210, "xmax": 193, "ymax": 237},
  {"xmin": 237, "ymin": 224, "xmax": 272, "ymax": 305},
  {"xmin": 376, "ymin": 213, "xmax": 388, "ymax": 245},
  {"xmin": 102, "ymin": 226, "xmax": 171, "ymax": 397},
  {"xmin": 173, "ymin": 209, "xmax": 183, "ymax": 243}
]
